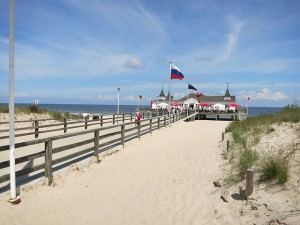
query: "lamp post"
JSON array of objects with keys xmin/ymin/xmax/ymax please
[{"xmin": 117, "ymin": 87, "xmax": 120, "ymax": 115}]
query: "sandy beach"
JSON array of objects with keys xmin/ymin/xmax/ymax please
[
  {"xmin": 0, "ymin": 118, "xmax": 299, "ymax": 225},
  {"xmin": 0, "ymin": 120, "xmax": 230, "ymax": 225}
]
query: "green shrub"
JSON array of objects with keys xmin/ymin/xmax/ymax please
[
  {"xmin": 237, "ymin": 148, "xmax": 259, "ymax": 179},
  {"xmin": 0, "ymin": 105, "xmax": 9, "ymax": 113},
  {"xmin": 259, "ymin": 154, "xmax": 289, "ymax": 184},
  {"xmin": 49, "ymin": 111, "xmax": 64, "ymax": 121}
]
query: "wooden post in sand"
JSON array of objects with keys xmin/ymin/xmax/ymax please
[
  {"xmin": 34, "ymin": 120, "xmax": 39, "ymax": 138},
  {"xmin": 222, "ymin": 132, "xmax": 224, "ymax": 141},
  {"xmin": 45, "ymin": 139, "xmax": 53, "ymax": 186},
  {"xmin": 164, "ymin": 116, "xmax": 166, "ymax": 127},
  {"xmin": 130, "ymin": 113, "xmax": 133, "ymax": 121},
  {"xmin": 64, "ymin": 118, "xmax": 67, "ymax": 133},
  {"xmin": 121, "ymin": 125, "xmax": 125, "ymax": 148},
  {"xmin": 94, "ymin": 130, "xmax": 100, "ymax": 162},
  {"xmin": 137, "ymin": 121, "xmax": 141, "ymax": 139},
  {"xmin": 149, "ymin": 118, "xmax": 152, "ymax": 135},
  {"xmin": 113, "ymin": 114, "xmax": 115, "ymax": 125},
  {"xmin": 122, "ymin": 114, "xmax": 125, "ymax": 123},
  {"xmin": 100, "ymin": 115, "xmax": 103, "ymax": 127},
  {"xmin": 245, "ymin": 169, "xmax": 254, "ymax": 198},
  {"xmin": 158, "ymin": 118, "xmax": 160, "ymax": 130},
  {"xmin": 85, "ymin": 116, "xmax": 88, "ymax": 129}
]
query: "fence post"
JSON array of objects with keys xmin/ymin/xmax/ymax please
[
  {"xmin": 122, "ymin": 114, "xmax": 125, "ymax": 123},
  {"xmin": 164, "ymin": 116, "xmax": 166, "ymax": 127},
  {"xmin": 138, "ymin": 121, "xmax": 141, "ymax": 139},
  {"xmin": 121, "ymin": 125, "xmax": 125, "ymax": 148},
  {"xmin": 150, "ymin": 118, "xmax": 152, "ymax": 135},
  {"xmin": 173, "ymin": 114, "xmax": 175, "ymax": 123},
  {"xmin": 85, "ymin": 116, "xmax": 88, "ymax": 129},
  {"xmin": 64, "ymin": 118, "xmax": 67, "ymax": 133},
  {"xmin": 113, "ymin": 114, "xmax": 115, "ymax": 125},
  {"xmin": 34, "ymin": 120, "xmax": 39, "ymax": 138},
  {"xmin": 94, "ymin": 130, "xmax": 100, "ymax": 162},
  {"xmin": 222, "ymin": 132, "xmax": 224, "ymax": 141},
  {"xmin": 158, "ymin": 118, "xmax": 160, "ymax": 130},
  {"xmin": 100, "ymin": 115, "xmax": 103, "ymax": 127},
  {"xmin": 245, "ymin": 169, "xmax": 254, "ymax": 198},
  {"xmin": 131, "ymin": 113, "xmax": 133, "ymax": 121},
  {"xmin": 45, "ymin": 139, "xmax": 53, "ymax": 186}
]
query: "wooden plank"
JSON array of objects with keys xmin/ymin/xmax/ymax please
[
  {"xmin": 52, "ymin": 147, "xmax": 94, "ymax": 166},
  {"xmin": 53, "ymin": 138, "xmax": 94, "ymax": 154},
  {"xmin": 0, "ymin": 163, "xmax": 45, "ymax": 183},
  {"xmin": 0, "ymin": 150, "xmax": 45, "ymax": 169}
]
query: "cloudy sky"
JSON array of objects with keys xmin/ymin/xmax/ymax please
[{"xmin": 0, "ymin": 0, "xmax": 300, "ymax": 107}]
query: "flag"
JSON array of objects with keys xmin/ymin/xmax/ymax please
[
  {"xmin": 170, "ymin": 64, "xmax": 184, "ymax": 80},
  {"xmin": 139, "ymin": 95, "xmax": 143, "ymax": 99},
  {"xmin": 188, "ymin": 83, "xmax": 197, "ymax": 91},
  {"xmin": 248, "ymin": 95, "xmax": 253, "ymax": 101}
]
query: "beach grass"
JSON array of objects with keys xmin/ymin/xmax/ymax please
[
  {"xmin": 237, "ymin": 148, "xmax": 259, "ymax": 179},
  {"xmin": 227, "ymin": 106, "xmax": 300, "ymax": 183},
  {"xmin": 0, "ymin": 104, "xmax": 82, "ymax": 121},
  {"xmin": 259, "ymin": 151, "xmax": 290, "ymax": 184}
]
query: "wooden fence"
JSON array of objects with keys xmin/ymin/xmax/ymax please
[
  {"xmin": 0, "ymin": 112, "xmax": 186, "ymax": 187},
  {"xmin": 0, "ymin": 111, "xmax": 167, "ymax": 140}
]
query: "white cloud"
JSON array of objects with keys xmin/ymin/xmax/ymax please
[
  {"xmin": 15, "ymin": 92, "xmax": 30, "ymax": 98},
  {"xmin": 123, "ymin": 57, "xmax": 145, "ymax": 70},
  {"xmin": 173, "ymin": 92, "xmax": 185, "ymax": 99},
  {"xmin": 97, "ymin": 94, "xmax": 115, "ymax": 101},
  {"xmin": 238, "ymin": 88, "xmax": 288, "ymax": 101},
  {"xmin": 80, "ymin": 96, "xmax": 94, "ymax": 100},
  {"xmin": 123, "ymin": 95, "xmax": 136, "ymax": 101}
]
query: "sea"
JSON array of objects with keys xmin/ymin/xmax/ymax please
[{"xmin": 0, "ymin": 103, "xmax": 284, "ymax": 117}]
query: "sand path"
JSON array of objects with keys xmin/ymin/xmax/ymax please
[{"xmin": 0, "ymin": 120, "xmax": 230, "ymax": 225}]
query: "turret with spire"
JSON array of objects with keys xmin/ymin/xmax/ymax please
[
  {"xmin": 158, "ymin": 83, "xmax": 166, "ymax": 99},
  {"xmin": 225, "ymin": 82, "xmax": 231, "ymax": 97}
]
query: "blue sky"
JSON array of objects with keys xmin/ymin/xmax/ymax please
[{"xmin": 0, "ymin": 0, "xmax": 300, "ymax": 107}]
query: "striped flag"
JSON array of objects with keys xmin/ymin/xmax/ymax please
[{"xmin": 170, "ymin": 64, "xmax": 184, "ymax": 80}]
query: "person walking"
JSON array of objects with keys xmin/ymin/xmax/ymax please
[{"xmin": 135, "ymin": 108, "xmax": 142, "ymax": 126}]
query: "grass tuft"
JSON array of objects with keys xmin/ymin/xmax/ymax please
[
  {"xmin": 237, "ymin": 148, "xmax": 259, "ymax": 179},
  {"xmin": 259, "ymin": 153, "xmax": 289, "ymax": 184}
]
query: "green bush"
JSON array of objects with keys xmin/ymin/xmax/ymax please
[
  {"xmin": 237, "ymin": 148, "xmax": 259, "ymax": 179},
  {"xmin": 259, "ymin": 154, "xmax": 289, "ymax": 184},
  {"xmin": 49, "ymin": 111, "xmax": 64, "ymax": 121},
  {"xmin": 0, "ymin": 105, "xmax": 9, "ymax": 113}
]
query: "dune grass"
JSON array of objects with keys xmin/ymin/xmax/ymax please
[
  {"xmin": 259, "ymin": 152, "xmax": 289, "ymax": 184},
  {"xmin": 227, "ymin": 106, "xmax": 300, "ymax": 183},
  {"xmin": 0, "ymin": 104, "xmax": 82, "ymax": 121}
]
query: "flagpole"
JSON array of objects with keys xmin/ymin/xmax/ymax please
[
  {"xmin": 168, "ymin": 62, "xmax": 172, "ymax": 126},
  {"xmin": 9, "ymin": 0, "xmax": 17, "ymax": 202}
]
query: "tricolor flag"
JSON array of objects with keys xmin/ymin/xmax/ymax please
[
  {"xmin": 139, "ymin": 95, "xmax": 143, "ymax": 99},
  {"xmin": 170, "ymin": 64, "xmax": 184, "ymax": 80},
  {"xmin": 248, "ymin": 95, "xmax": 253, "ymax": 101},
  {"xmin": 188, "ymin": 83, "xmax": 197, "ymax": 91}
]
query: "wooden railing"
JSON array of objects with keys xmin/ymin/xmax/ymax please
[
  {"xmin": 0, "ymin": 112, "xmax": 186, "ymax": 187},
  {"xmin": 0, "ymin": 111, "xmax": 168, "ymax": 140}
]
